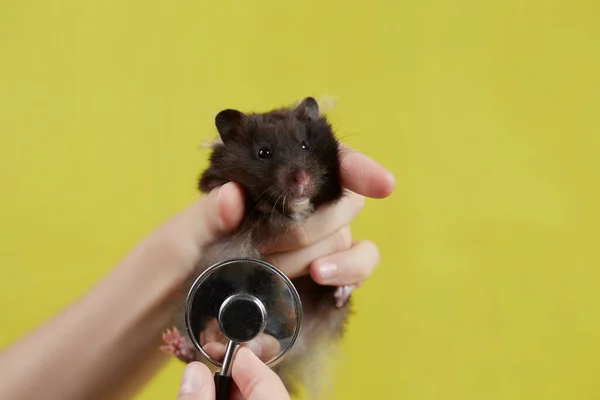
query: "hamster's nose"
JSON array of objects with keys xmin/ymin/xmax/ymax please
[{"xmin": 294, "ymin": 171, "xmax": 309, "ymax": 185}]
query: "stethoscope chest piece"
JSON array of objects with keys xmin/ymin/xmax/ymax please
[{"xmin": 184, "ymin": 258, "xmax": 303, "ymax": 399}]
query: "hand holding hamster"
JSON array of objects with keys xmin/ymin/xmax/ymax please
[{"xmin": 162, "ymin": 97, "xmax": 395, "ymax": 397}]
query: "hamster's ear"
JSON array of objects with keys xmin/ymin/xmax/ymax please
[
  {"xmin": 295, "ymin": 97, "xmax": 319, "ymax": 120},
  {"xmin": 215, "ymin": 109, "xmax": 246, "ymax": 142}
]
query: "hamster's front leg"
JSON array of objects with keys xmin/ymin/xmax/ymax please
[{"xmin": 333, "ymin": 282, "xmax": 362, "ymax": 308}]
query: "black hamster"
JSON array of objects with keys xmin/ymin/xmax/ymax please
[
  {"xmin": 161, "ymin": 97, "xmax": 353, "ymax": 397},
  {"xmin": 199, "ymin": 96, "xmax": 343, "ymax": 233}
]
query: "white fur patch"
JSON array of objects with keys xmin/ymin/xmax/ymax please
[
  {"xmin": 291, "ymin": 201, "xmax": 314, "ymax": 221},
  {"xmin": 292, "ymin": 198, "xmax": 310, "ymax": 211},
  {"xmin": 199, "ymin": 135, "xmax": 223, "ymax": 149}
]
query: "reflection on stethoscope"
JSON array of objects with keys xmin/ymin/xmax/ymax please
[{"xmin": 184, "ymin": 258, "xmax": 303, "ymax": 399}]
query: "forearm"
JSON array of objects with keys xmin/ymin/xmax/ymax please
[{"xmin": 0, "ymin": 202, "xmax": 204, "ymax": 399}]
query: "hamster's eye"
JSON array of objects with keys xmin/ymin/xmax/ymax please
[
  {"xmin": 257, "ymin": 147, "xmax": 271, "ymax": 159},
  {"xmin": 301, "ymin": 140, "xmax": 309, "ymax": 150}
]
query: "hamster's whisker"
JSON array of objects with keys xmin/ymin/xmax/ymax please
[
  {"xmin": 272, "ymin": 192, "xmax": 285, "ymax": 215},
  {"xmin": 283, "ymin": 192, "xmax": 289, "ymax": 212}
]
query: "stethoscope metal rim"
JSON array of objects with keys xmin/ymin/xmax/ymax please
[{"xmin": 184, "ymin": 257, "xmax": 303, "ymax": 368}]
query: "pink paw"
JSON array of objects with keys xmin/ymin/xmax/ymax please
[
  {"xmin": 160, "ymin": 327, "xmax": 196, "ymax": 363},
  {"xmin": 334, "ymin": 282, "xmax": 361, "ymax": 308}
]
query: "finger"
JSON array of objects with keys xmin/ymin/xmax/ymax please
[
  {"xmin": 265, "ymin": 226, "xmax": 352, "ymax": 279},
  {"xmin": 261, "ymin": 192, "xmax": 363, "ymax": 254},
  {"xmin": 176, "ymin": 362, "xmax": 214, "ymax": 400},
  {"xmin": 232, "ymin": 347, "xmax": 291, "ymax": 400},
  {"xmin": 339, "ymin": 143, "xmax": 395, "ymax": 199},
  {"xmin": 310, "ymin": 240, "xmax": 380, "ymax": 286},
  {"xmin": 195, "ymin": 181, "xmax": 246, "ymax": 246}
]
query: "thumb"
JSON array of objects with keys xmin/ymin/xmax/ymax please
[
  {"xmin": 232, "ymin": 347, "xmax": 291, "ymax": 400},
  {"xmin": 193, "ymin": 181, "xmax": 245, "ymax": 247},
  {"xmin": 175, "ymin": 362, "xmax": 215, "ymax": 400}
]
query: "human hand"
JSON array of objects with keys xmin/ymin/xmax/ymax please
[{"xmin": 175, "ymin": 347, "xmax": 290, "ymax": 400}]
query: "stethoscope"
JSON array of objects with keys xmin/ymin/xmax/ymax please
[{"xmin": 184, "ymin": 258, "xmax": 303, "ymax": 400}]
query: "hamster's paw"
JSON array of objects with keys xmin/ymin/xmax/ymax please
[
  {"xmin": 334, "ymin": 282, "xmax": 362, "ymax": 308},
  {"xmin": 160, "ymin": 327, "xmax": 196, "ymax": 363}
]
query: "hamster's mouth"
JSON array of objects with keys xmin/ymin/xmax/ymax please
[
  {"xmin": 292, "ymin": 197, "xmax": 309, "ymax": 206},
  {"xmin": 289, "ymin": 197, "xmax": 311, "ymax": 212}
]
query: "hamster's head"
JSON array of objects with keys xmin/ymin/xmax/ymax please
[{"xmin": 199, "ymin": 97, "xmax": 343, "ymax": 218}]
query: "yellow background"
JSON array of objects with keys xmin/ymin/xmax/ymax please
[{"xmin": 1, "ymin": 1, "xmax": 599, "ymax": 399}]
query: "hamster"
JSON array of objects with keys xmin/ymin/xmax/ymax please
[{"xmin": 161, "ymin": 97, "xmax": 354, "ymax": 397}]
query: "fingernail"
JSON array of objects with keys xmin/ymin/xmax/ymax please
[
  {"xmin": 179, "ymin": 363, "xmax": 203, "ymax": 394},
  {"xmin": 317, "ymin": 262, "xmax": 338, "ymax": 282}
]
